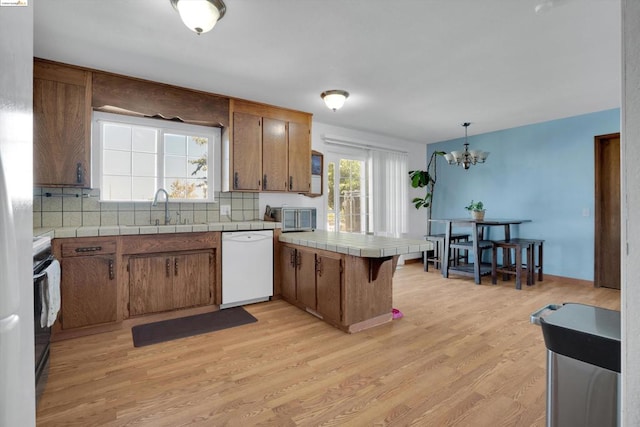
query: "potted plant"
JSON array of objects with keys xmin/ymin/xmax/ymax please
[
  {"xmin": 409, "ymin": 151, "xmax": 446, "ymax": 235},
  {"xmin": 465, "ymin": 200, "xmax": 485, "ymax": 220}
]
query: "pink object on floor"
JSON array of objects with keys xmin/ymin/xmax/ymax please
[{"xmin": 392, "ymin": 308, "xmax": 403, "ymax": 319}]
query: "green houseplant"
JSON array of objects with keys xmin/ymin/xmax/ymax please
[
  {"xmin": 465, "ymin": 200, "xmax": 485, "ymax": 220},
  {"xmin": 409, "ymin": 150, "xmax": 445, "ymax": 235}
]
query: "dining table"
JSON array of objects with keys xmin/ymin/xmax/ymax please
[{"xmin": 429, "ymin": 218, "xmax": 532, "ymax": 284}]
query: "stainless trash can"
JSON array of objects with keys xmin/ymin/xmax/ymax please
[{"xmin": 531, "ymin": 303, "xmax": 620, "ymax": 427}]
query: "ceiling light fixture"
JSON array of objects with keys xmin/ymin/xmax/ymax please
[
  {"xmin": 321, "ymin": 90, "xmax": 349, "ymax": 112},
  {"xmin": 443, "ymin": 122, "xmax": 489, "ymax": 170},
  {"xmin": 170, "ymin": 0, "xmax": 226, "ymax": 35}
]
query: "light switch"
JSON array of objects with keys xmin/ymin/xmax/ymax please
[
  {"xmin": 582, "ymin": 208, "xmax": 590, "ymax": 217},
  {"xmin": 221, "ymin": 205, "xmax": 231, "ymax": 215}
]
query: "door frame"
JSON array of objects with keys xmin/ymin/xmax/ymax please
[{"xmin": 594, "ymin": 132, "xmax": 621, "ymax": 289}]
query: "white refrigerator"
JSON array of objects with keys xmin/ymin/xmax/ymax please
[{"xmin": 0, "ymin": 2, "xmax": 36, "ymax": 426}]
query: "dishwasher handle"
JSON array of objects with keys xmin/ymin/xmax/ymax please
[{"xmin": 530, "ymin": 304, "xmax": 562, "ymax": 325}]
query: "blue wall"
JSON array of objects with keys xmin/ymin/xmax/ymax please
[{"xmin": 428, "ymin": 109, "xmax": 620, "ymax": 280}]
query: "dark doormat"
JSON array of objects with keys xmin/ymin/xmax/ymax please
[{"xmin": 132, "ymin": 307, "xmax": 257, "ymax": 347}]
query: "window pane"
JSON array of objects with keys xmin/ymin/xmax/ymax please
[
  {"xmin": 103, "ymin": 175, "xmax": 132, "ymax": 200},
  {"xmin": 103, "ymin": 124, "xmax": 131, "ymax": 151},
  {"xmin": 103, "ymin": 150, "xmax": 131, "ymax": 175},
  {"xmin": 165, "ymin": 155, "xmax": 187, "ymax": 177},
  {"xmin": 131, "ymin": 177, "xmax": 156, "ymax": 200},
  {"xmin": 132, "ymin": 152, "xmax": 156, "ymax": 177},
  {"xmin": 188, "ymin": 136, "xmax": 208, "ymax": 157},
  {"xmin": 165, "ymin": 134, "xmax": 186, "ymax": 155},
  {"xmin": 132, "ymin": 128, "xmax": 157, "ymax": 153}
]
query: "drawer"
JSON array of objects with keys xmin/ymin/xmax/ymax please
[{"xmin": 61, "ymin": 239, "xmax": 117, "ymax": 257}]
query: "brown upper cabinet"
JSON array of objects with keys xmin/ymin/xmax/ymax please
[
  {"xmin": 224, "ymin": 99, "xmax": 312, "ymax": 193},
  {"xmin": 33, "ymin": 58, "xmax": 311, "ymax": 192},
  {"xmin": 34, "ymin": 59, "xmax": 92, "ymax": 187}
]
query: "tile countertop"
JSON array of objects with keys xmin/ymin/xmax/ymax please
[
  {"xmin": 279, "ymin": 230, "xmax": 433, "ymax": 258},
  {"xmin": 34, "ymin": 221, "xmax": 279, "ymax": 239}
]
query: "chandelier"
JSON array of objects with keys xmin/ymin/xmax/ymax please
[{"xmin": 443, "ymin": 122, "xmax": 489, "ymax": 170}]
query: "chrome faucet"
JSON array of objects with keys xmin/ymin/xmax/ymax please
[{"xmin": 152, "ymin": 188, "xmax": 171, "ymax": 225}]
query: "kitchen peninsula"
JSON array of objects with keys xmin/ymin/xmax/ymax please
[
  {"xmin": 278, "ymin": 231, "xmax": 432, "ymax": 332},
  {"xmin": 35, "ymin": 224, "xmax": 431, "ymax": 338}
]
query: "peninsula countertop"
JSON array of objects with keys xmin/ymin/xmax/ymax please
[{"xmin": 279, "ymin": 230, "xmax": 432, "ymax": 258}]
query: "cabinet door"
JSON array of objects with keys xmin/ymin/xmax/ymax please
[
  {"xmin": 262, "ymin": 117, "xmax": 288, "ymax": 191},
  {"xmin": 34, "ymin": 61, "xmax": 91, "ymax": 187},
  {"xmin": 129, "ymin": 255, "xmax": 173, "ymax": 315},
  {"xmin": 280, "ymin": 246, "xmax": 297, "ymax": 301},
  {"xmin": 60, "ymin": 256, "xmax": 117, "ymax": 329},
  {"xmin": 316, "ymin": 255, "xmax": 342, "ymax": 324},
  {"xmin": 173, "ymin": 252, "xmax": 212, "ymax": 309},
  {"xmin": 232, "ymin": 112, "xmax": 262, "ymax": 191},
  {"xmin": 296, "ymin": 248, "xmax": 316, "ymax": 309},
  {"xmin": 288, "ymin": 121, "xmax": 311, "ymax": 192}
]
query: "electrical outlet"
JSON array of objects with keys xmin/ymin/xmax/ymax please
[{"xmin": 221, "ymin": 205, "xmax": 231, "ymax": 216}]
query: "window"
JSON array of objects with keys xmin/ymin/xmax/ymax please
[{"xmin": 92, "ymin": 112, "xmax": 220, "ymax": 202}]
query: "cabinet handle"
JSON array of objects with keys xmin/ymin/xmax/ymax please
[
  {"xmin": 234, "ymin": 172, "xmax": 239, "ymax": 189},
  {"xmin": 263, "ymin": 174, "xmax": 267, "ymax": 190},
  {"xmin": 289, "ymin": 176, "xmax": 293, "ymax": 190},
  {"xmin": 257, "ymin": 179, "xmax": 261, "ymax": 190},
  {"xmin": 166, "ymin": 258, "xmax": 171, "ymax": 277},
  {"xmin": 108, "ymin": 259, "xmax": 114, "ymax": 280},
  {"xmin": 316, "ymin": 257, "xmax": 323, "ymax": 277},
  {"xmin": 174, "ymin": 258, "xmax": 178, "ymax": 276},
  {"xmin": 296, "ymin": 252, "xmax": 301, "ymax": 269},
  {"xmin": 76, "ymin": 162, "xmax": 83, "ymax": 184},
  {"xmin": 290, "ymin": 250, "xmax": 295, "ymax": 267},
  {"xmin": 75, "ymin": 246, "xmax": 102, "ymax": 253}
]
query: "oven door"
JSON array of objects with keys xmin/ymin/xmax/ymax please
[{"xmin": 33, "ymin": 257, "xmax": 53, "ymax": 404}]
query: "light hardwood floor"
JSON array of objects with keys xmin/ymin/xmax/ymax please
[{"xmin": 37, "ymin": 263, "xmax": 620, "ymax": 426}]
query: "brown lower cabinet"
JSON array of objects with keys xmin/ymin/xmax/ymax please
[
  {"xmin": 56, "ymin": 238, "xmax": 117, "ymax": 330},
  {"xmin": 128, "ymin": 250, "xmax": 213, "ymax": 316},
  {"xmin": 280, "ymin": 242, "xmax": 395, "ymax": 332},
  {"xmin": 280, "ymin": 244, "xmax": 343, "ymax": 325},
  {"xmin": 51, "ymin": 232, "xmax": 220, "ymax": 340}
]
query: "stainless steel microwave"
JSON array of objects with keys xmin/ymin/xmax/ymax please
[{"xmin": 271, "ymin": 207, "xmax": 317, "ymax": 232}]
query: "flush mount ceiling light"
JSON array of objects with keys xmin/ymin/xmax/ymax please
[
  {"xmin": 321, "ymin": 90, "xmax": 349, "ymax": 112},
  {"xmin": 443, "ymin": 122, "xmax": 489, "ymax": 170},
  {"xmin": 170, "ymin": 0, "xmax": 226, "ymax": 35}
]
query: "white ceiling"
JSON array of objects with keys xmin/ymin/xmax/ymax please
[{"xmin": 33, "ymin": 0, "xmax": 621, "ymax": 144}]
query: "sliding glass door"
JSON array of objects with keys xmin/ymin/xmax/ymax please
[{"xmin": 326, "ymin": 152, "xmax": 369, "ymax": 233}]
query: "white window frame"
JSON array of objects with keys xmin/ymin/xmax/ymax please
[{"xmin": 91, "ymin": 111, "xmax": 221, "ymax": 202}]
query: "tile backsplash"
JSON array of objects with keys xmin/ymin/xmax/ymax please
[{"xmin": 33, "ymin": 187, "xmax": 260, "ymax": 229}]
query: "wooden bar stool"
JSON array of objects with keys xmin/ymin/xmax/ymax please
[
  {"xmin": 491, "ymin": 238, "xmax": 536, "ymax": 290},
  {"xmin": 519, "ymin": 238, "xmax": 544, "ymax": 282},
  {"xmin": 424, "ymin": 233, "xmax": 470, "ymax": 271}
]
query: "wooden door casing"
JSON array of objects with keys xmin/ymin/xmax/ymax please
[{"xmin": 595, "ymin": 133, "xmax": 621, "ymax": 289}]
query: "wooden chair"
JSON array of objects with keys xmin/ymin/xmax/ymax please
[{"xmin": 424, "ymin": 233, "xmax": 470, "ymax": 271}]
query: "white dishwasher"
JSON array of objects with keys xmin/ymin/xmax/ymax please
[{"xmin": 221, "ymin": 230, "xmax": 273, "ymax": 309}]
